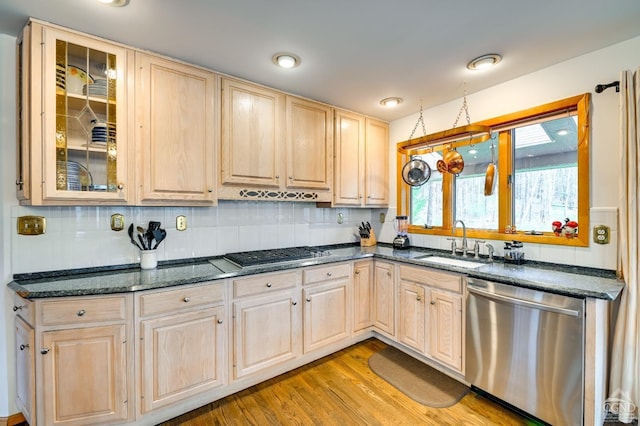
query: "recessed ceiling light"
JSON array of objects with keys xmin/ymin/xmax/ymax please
[
  {"xmin": 380, "ymin": 97, "xmax": 403, "ymax": 107},
  {"xmin": 467, "ymin": 53, "xmax": 502, "ymax": 71},
  {"xmin": 98, "ymin": 0, "xmax": 129, "ymax": 6},
  {"xmin": 272, "ymin": 53, "xmax": 301, "ymax": 69}
]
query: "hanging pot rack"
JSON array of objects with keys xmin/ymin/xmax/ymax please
[
  {"xmin": 398, "ymin": 124, "xmax": 492, "ymax": 154},
  {"xmin": 399, "ymin": 83, "xmax": 491, "ymax": 155}
]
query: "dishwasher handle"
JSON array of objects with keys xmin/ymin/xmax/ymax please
[{"xmin": 467, "ymin": 285, "xmax": 581, "ymax": 317}]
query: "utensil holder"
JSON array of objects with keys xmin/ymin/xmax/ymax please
[
  {"xmin": 360, "ymin": 229, "xmax": 377, "ymax": 247},
  {"xmin": 140, "ymin": 250, "xmax": 158, "ymax": 269}
]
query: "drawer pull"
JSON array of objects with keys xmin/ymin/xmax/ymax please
[
  {"xmin": 266, "ymin": 282, "xmax": 272, "ymax": 288},
  {"xmin": 76, "ymin": 309, "xmax": 86, "ymax": 317},
  {"xmin": 183, "ymin": 297, "xmax": 191, "ymax": 303},
  {"xmin": 13, "ymin": 305, "xmax": 24, "ymax": 312},
  {"xmin": 41, "ymin": 348, "xmax": 50, "ymax": 355},
  {"xmin": 20, "ymin": 344, "xmax": 29, "ymax": 351}
]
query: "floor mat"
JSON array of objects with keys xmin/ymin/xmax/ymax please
[{"xmin": 368, "ymin": 346, "xmax": 469, "ymax": 408}]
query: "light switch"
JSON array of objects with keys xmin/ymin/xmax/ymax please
[
  {"xmin": 17, "ymin": 216, "xmax": 46, "ymax": 235},
  {"xmin": 593, "ymin": 225, "xmax": 610, "ymax": 244}
]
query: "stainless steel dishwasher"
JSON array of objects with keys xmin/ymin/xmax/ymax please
[{"xmin": 465, "ymin": 278, "xmax": 585, "ymax": 426}]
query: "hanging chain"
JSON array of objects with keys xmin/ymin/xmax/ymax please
[
  {"xmin": 452, "ymin": 82, "xmax": 471, "ymax": 128},
  {"xmin": 408, "ymin": 100, "xmax": 428, "ymax": 141}
]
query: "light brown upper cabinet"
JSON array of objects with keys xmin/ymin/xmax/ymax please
[
  {"xmin": 285, "ymin": 96, "xmax": 333, "ymax": 190},
  {"xmin": 219, "ymin": 77, "xmax": 333, "ymax": 202},
  {"xmin": 17, "ymin": 19, "xmax": 218, "ymax": 206},
  {"xmin": 135, "ymin": 53, "xmax": 217, "ymax": 205},
  {"xmin": 334, "ymin": 110, "xmax": 389, "ymax": 206},
  {"xmin": 17, "ymin": 19, "xmax": 133, "ymax": 205}
]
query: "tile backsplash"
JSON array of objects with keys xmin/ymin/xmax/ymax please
[
  {"xmin": 11, "ymin": 201, "xmax": 382, "ymax": 274},
  {"xmin": 11, "ymin": 202, "xmax": 618, "ymax": 274}
]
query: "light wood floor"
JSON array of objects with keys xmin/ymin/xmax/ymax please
[{"xmin": 160, "ymin": 339, "xmax": 530, "ymax": 426}]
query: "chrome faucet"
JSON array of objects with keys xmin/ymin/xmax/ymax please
[{"xmin": 453, "ymin": 220, "xmax": 469, "ymax": 257}]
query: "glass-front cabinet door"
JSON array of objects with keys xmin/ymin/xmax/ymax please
[{"xmin": 28, "ymin": 22, "xmax": 130, "ymax": 204}]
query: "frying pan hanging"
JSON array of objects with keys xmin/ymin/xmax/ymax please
[
  {"xmin": 484, "ymin": 143, "xmax": 497, "ymax": 196},
  {"xmin": 402, "ymin": 156, "xmax": 431, "ymax": 187}
]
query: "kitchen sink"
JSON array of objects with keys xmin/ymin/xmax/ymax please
[{"xmin": 412, "ymin": 255, "xmax": 486, "ymax": 269}]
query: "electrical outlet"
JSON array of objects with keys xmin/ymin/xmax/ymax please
[
  {"xmin": 17, "ymin": 216, "xmax": 46, "ymax": 235},
  {"xmin": 337, "ymin": 213, "xmax": 344, "ymax": 224},
  {"xmin": 593, "ymin": 225, "xmax": 610, "ymax": 244},
  {"xmin": 379, "ymin": 212, "xmax": 386, "ymax": 223},
  {"xmin": 110, "ymin": 213, "xmax": 125, "ymax": 231},
  {"xmin": 176, "ymin": 215, "xmax": 187, "ymax": 231}
]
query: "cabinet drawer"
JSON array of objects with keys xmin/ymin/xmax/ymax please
[
  {"xmin": 233, "ymin": 271, "xmax": 300, "ymax": 298},
  {"xmin": 139, "ymin": 281, "xmax": 225, "ymax": 317},
  {"xmin": 13, "ymin": 294, "xmax": 35, "ymax": 326},
  {"xmin": 40, "ymin": 296, "xmax": 127, "ymax": 326},
  {"xmin": 303, "ymin": 263, "xmax": 351, "ymax": 285},
  {"xmin": 399, "ymin": 265, "xmax": 462, "ymax": 293}
]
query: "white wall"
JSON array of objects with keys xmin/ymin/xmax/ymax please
[
  {"xmin": 380, "ymin": 35, "xmax": 640, "ymax": 270},
  {"xmin": 1, "ymin": 33, "xmax": 17, "ymax": 418}
]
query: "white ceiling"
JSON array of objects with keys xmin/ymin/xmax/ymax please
[{"xmin": 1, "ymin": 0, "xmax": 640, "ymax": 121}]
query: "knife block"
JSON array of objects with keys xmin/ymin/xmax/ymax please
[{"xmin": 360, "ymin": 229, "xmax": 377, "ymax": 247}]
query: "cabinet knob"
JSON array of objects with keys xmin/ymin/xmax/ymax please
[
  {"xmin": 288, "ymin": 176, "xmax": 293, "ymax": 180},
  {"xmin": 430, "ymin": 301, "xmax": 436, "ymax": 305},
  {"xmin": 266, "ymin": 282, "xmax": 272, "ymax": 288},
  {"xmin": 13, "ymin": 305, "xmax": 24, "ymax": 312},
  {"xmin": 387, "ymin": 272, "xmax": 392, "ymax": 277},
  {"xmin": 292, "ymin": 301, "xmax": 297, "ymax": 306},
  {"xmin": 416, "ymin": 296, "xmax": 422, "ymax": 301},
  {"xmin": 76, "ymin": 309, "xmax": 86, "ymax": 317},
  {"xmin": 326, "ymin": 272, "xmax": 332, "ymax": 277},
  {"xmin": 217, "ymin": 319, "xmax": 223, "ymax": 324},
  {"xmin": 19, "ymin": 344, "xmax": 29, "ymax": 351},
  {"xmin": 183, "ymin": 297, "xmax": 190, "ymax": 303},
  {"xmin": 117, "ymin": 184, "xmax": 124, "ymax": 190},
  {"xmin": 354, "ymin": 270, "xmax": 360, "ymax": 275},
  {"xmin": 275, "ymin": 175, "xmax": 280, "ymax": 179},
  {"xmin": 41, "ymin": 348, "xmax": 50, "ymax": 355},
  {"xmin": 15, "ymin": 180, "xmax": 23, "ymax": 186},
  {"xmin": 306, "ymin": 297, "xmax": 311, "ymax": 302},
  {"xmin": 208, "ymin": 188, "xmax": 213, "ymax": 193}
]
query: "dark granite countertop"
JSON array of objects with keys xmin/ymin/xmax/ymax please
[{"xmin": 8, "ymin": 244, "xmax": 625, "ymax": 301}]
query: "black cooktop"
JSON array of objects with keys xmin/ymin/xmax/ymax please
[{"xmin": 224, "ymin": 246, "xmax": 323, "ymax": 267}]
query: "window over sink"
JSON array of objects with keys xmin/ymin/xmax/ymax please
[{"xmin": 397, "ymin": 93, "xmax": 590, "ymax": 247}]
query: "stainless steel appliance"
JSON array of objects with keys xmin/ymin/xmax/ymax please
[{"xmin": 465, "ymin": 278, "xmax": 584, "ymax": 426}]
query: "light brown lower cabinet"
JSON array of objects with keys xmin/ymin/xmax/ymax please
[
  {"xmin": 302, "ymin": 263, "xmax": 351, "ymax": 354},
  {"xmin": 42, "ymin": 325, "xmax": 130, "ymax": 425},
  {"xmin": 353, "ymin": 260, "xmax": 374, "ymax": 332},
  {"xmin": 15, "ymin": 317, "xmax": 35, "ymax": 426},
  {"xmin": 11, "ymin": 294, "xmax": 134, "ymax": 426},
  {"xmin": 372, "ymin": 261, "xmax": 395, "ymax": 336},
  {"xmin": 136, "ymin": 281, "xmax": 226, "ymax": 414},
  {"xmin": 11, "ymin": 260, "xmax": 468, "ymax": 425},
  {"xmin": 397, "ymin": 265, "xmax": 464, "ymax": 374},
  {"xmin": 231, "ymin": 271, "xmax": 302, "ymax": 379}
]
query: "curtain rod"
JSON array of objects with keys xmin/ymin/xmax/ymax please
[{"xmin": 595, "ymin": 81, "xmax": 620, "ymax": 93}]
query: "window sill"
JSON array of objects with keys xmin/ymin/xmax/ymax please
[{"xmin": 410, "ymin": 226, "xmax": 589, "ymax": 247}]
